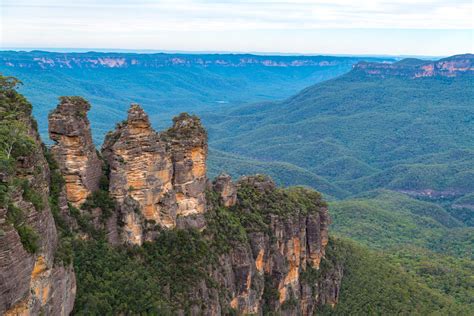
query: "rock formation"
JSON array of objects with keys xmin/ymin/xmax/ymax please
[
  {"xmin": 102, "ymin": 105, "xmax": 208, "ymax": 244},
  {"xmin": 165, "ymin": 113, "xmax": 208, "ymax": 221},
  {"xmin": 229, "ymin": 176, "xmax": 333, "ymax": 314},
  {"xmin": 173, "ymin": 175, "xmax": 338, "ymax": 315},
  {"xmin": 1, "ymin": 93, "xmax": 76, "ymax": 315},
  {"xmin": 0, "ymin": 93, "xmax": 341, "ymax": 315},
  {"xmin": 354, "ymin": 53, "xmax": 474, "ymax": 78},
  {"xmin": 212, "ymin": 173, "xmax": 237, "ymax": 207},
  {"xmin": 102, "ymin": 104, "xmax": 176, "ymax": 241},
  {"xmin": 48, "ymin": 97, "xmax": 102, "ymax": 206}
]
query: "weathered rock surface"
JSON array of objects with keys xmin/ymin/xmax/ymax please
[
  {"xmin": 184, "ymin": 175, "xmax": 339, "ymax": 315},
  {"xmin": 212, "ymin": 173, "xmax": 237, "ymax": 207},
  {"xmin": 165, "ymin": 113, "xmax": 208, "ymax": 217},
  {"xmin": 102, "ymin": 105, "xmax": 208, "ymax": 243},
  {"xmin": 1, "ymin": 109, "xmax": 76, "ymax": 315},
  {"xmin": 102, "ymin": 105, "xmax": 176, "ymax": 245},
  {"xmin": 354, "ymin": 53, "xmax": 474, "ymax": 78},
  {"xmin": 40, "ymin": 98, "xmax": 341, "ymax": 315},
  {"xmin": 48, "ymin": 97, "xmax": 102, "ymax": 206}
]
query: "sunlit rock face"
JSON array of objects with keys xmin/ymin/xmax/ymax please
[
  {"xmin": 102, "ymin": 104, "xmax": 176, "ymax": 231},
  {"xmin": 164, "ymin": 113, "xmax": 208, "ymax": 228},
  {"xmin": 230, "ymin": 176, "xmax": 332, "ymax": 314},
  {"xmin": 102, "ymin": 105, "xmax": 208, "ymax": 244},
  {"xmin": 42, "ymin": 98, "xmax": 340, "ymax": 314},
  {"xmin": 190, "ymin": 175, "xmax": 338, "ymax": 315},
  {"xmin": 48, "ymin": 97, "xmax": 102, "ymax": 207}
]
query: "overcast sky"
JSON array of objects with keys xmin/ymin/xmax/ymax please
[{"xmin": 1, "ymin": 0, "xmax": 473, "ymax": 56}]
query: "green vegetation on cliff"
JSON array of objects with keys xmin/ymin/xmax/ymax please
[{"xmin": 0, "ymin": 75, "xmax": 41, "ymax": 253}]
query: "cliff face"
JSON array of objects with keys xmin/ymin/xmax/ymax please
[
  {"xmin": 48, "ymin": 97, "xmax": 102, "ymax": 207},
  {"xmin": 175, "ymin": 175, "xmax": 338, "ymax": 315},
  {"xmin": 164, "ymin": 113, "xmax": 208, "ymax": 225},
  {"xmin": 0, "ymin": 51, "xmax": 380, "ymax": 70},
  {"xmin": 0, "ymin": 85, "xmax": 76, "ymax": 315},
  {"xmin": 102, "ymin": 105, "xmax": 208, "ymax": 245},
  {"xmin": 225, "ymin": 176, "xmax": 335, "ymax": 314},
  {"xmin": 353, "ymin": 53, "xmax": 474, "ymax": 78},
  {"xmin": 34, "ymin": 96, "xmax": 339, "ymax": 314}
]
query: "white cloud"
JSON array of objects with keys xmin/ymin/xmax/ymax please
[{"xmin": 1, "ymin": 0, "xmax": 473, "ymax": 54}]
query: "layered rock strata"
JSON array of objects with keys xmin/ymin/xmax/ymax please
[
  {"xmin": 1, "ymin": 102, "xmax": 76, "ymax": 315},
  {"xmin": 354, "ymin": 53, "xmax": 474, "ymax": 78},
  {"xmin": 41, "ymin": 98, "xmax": 340, "ymax": 314},
  {"xmin": 179, "ymin": 175, "xmax": 338, "ymax": 315},
  {"xmin": 48, "ymin": 97, "xmax": 102, "ymax": 206},
  {"xmin": 102, "ymin": 105, "xmax": 208, "ymax": 244},
  {"xmin": 165, "ymin": 113, "xmax": 208, "ymax": 218},
  {"xmin": 102, "ymin": 104, "xmax": 176, "ymax": 238}
]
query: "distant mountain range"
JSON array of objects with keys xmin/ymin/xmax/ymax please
[
  {"xmin": 0, "ymin": 50, "xmax": 388, "ymax": 69},
  {"xmin": 205, "ymin": 54, "xmax": 474, "ymax": 199},
  {"xmin": 0, "ymin": 51, "xmax": 393, "ymax": 143}
]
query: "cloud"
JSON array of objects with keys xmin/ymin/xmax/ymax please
[
  {"xmin": 2, "ymin": 0, "xmax": 472, "ymax": 30},
  {"xmin": 1, "ymin": 0, "xmax": 472, "ymax": 54}
]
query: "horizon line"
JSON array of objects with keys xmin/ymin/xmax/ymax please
[{"xmin": 0, "ymin": 47, "xmax": 449, "ymax": 59}]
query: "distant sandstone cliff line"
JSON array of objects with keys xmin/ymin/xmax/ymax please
[
  {"xmin": 353, "ymin": 53, "xmax": 474, "ymax": 78},
  {"xmin": 0, "ymin": 51, "xmax": 388, "ymax": 69}
]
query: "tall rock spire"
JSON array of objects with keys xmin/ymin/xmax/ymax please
[
  {"xmin": 101, "ymin": 106, "xmax": 209, "ymax": 244},
  {"xmin": 48, "ymin": 97, "xmax": 102, "ymax": 206},
  {"xmin": 165, "ymin": 113, "xmax": 208, "ymax": 218}
]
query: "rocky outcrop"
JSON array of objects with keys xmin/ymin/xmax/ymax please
[
  {"xmin": 40, "ymin": 96, "xmax": 340, "ymax": 314},
  {"xmin": 187, "ymin": 175, "xmax": 338, "ymax": 315},
  {"xmin": 212, "ymin": 173, "xmax": 237, "ymax": 207},
  {"xmin": 165, "ymin": 113, "xmax": 208, "ymax": 223},
  {"xmin": 229, "ymin": 176, "xmax": 332, "ymax": 314},
  {"xmin": 48, "ymin": 97, "xmax": 102, "ymax": 206},
  {"xmin": 1, "ymin": 97, "xmax": 76, "ymax": 315},
  {"xmin": 102, "ymin": 104, "xmax": 176, "ymax": 239},
  {"xmin": 102, "ymin": 105, "xmax": 208, "ymax": 244},
  {"xmin": 354, "ymin": 53, "xmax": 474, "ymax": 78}
]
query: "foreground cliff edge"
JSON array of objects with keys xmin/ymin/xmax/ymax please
[{"xmin": 1, "ymin": 77, "xmax": 337, "ymax": 315}]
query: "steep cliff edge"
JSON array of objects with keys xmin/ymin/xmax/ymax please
[
  {"xmin": 204, "ymin": 175, "xmax": 336, "ymax": 314},
  {"xmin": 0, "ymin": 77, "xmax": 75, "ymax": 315},
  {"xmin": 2, "ymin": 84, "xmax": 338, "ymax": 315},
  {"xmin": 353, "ymin": 53, "xmax": 474, "ymax": 78}
]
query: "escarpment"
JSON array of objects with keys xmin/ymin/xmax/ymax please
[
  {"xmin": 2, "ymin": 88, "xmax": 342, "ymax": 315},
  {"xmin": 353, "ymin": 53, "xmax": 474, "ymax": 78},
  {"xmin": 48, "ymin": 97, "xmax": 102, "ymax": 207},
  {"xmin": 0, "ymin": 83, "xmax": 75, "ymax": 315},
  {"xmin": 218, "ymin": 175, "xmax": 335, "ymax": 314}
]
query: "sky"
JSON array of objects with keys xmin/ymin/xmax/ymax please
[{"xmin": 1, "ymin": 0, "xmax": 473, "ymax": 56}]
